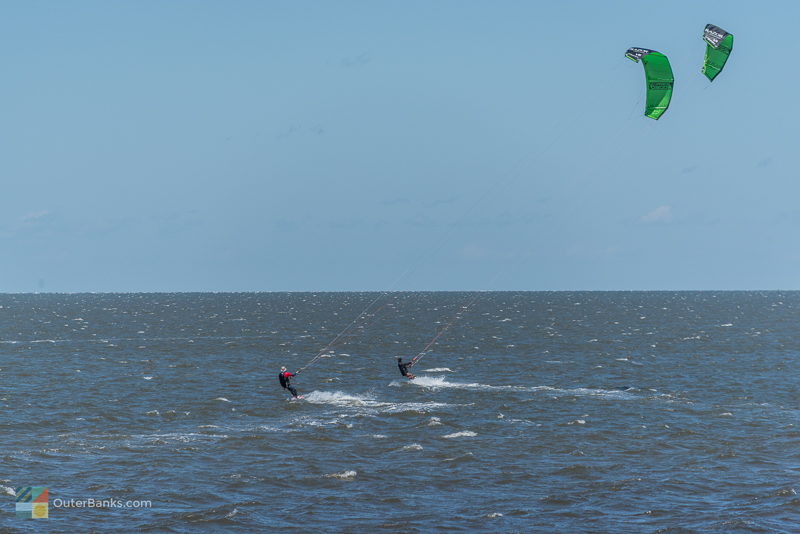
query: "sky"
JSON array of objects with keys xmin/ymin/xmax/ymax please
[{"xmin": 0, "ymin": 1, "xmax": 796, "ymax": 292}]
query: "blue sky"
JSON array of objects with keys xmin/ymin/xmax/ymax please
[{"xmin": 0, "ymin": 1, "xmax": 795, "ymax": 291}]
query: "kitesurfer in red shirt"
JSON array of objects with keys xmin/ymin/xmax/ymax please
[{"xmin": 279, "ymin": 366, "xmax": 301, "ymax": 397}]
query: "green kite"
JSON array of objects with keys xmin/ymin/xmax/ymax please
[
  {"xmin": 625, "ymin": 48, "xmax": 674, "ymax": 120},
  {"xmin": 702, "ymin": 24, "xmax": 733, "ymax": 81}
]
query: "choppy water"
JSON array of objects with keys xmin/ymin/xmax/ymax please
[{"xmin": 2, "ymin": 292, "xmax": 800, "ymax": 532}]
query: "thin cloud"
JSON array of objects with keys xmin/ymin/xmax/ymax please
[
  {"xmin": 21, "ymin": 210, "xmax": 50, "ymax": 223},
  {"xmin": 640, "ymin": 206, "xmax": 672, "ymax": 224}
]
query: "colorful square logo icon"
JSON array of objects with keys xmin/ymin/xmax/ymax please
[{"xmin": 15, "ymin": 487, "xmax": 48, "ymax": 519}]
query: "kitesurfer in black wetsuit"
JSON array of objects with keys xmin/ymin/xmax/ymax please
[
  {"xmin": 278, "ymin": 366, "xmax": 300, "ymax": 397},
  {"xmin": 397, "ymin": 357, "xmax": 416, "ymax": 380}
]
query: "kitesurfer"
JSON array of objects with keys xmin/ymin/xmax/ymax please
[
  {"xmin": 397, "ymin": 357, "xmax": 416, "ymax": 380},
  {"xmin": 279, "ymin": 366, "xmax": 300, "ymax": 398}
]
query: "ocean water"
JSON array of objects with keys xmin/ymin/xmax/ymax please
[{"xmin": 2, "ymin": 291, "xmax": 800, "ymax": 533}]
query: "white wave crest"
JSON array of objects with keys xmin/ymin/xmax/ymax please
[
  {"xmin": 214, "ymin": 397, "xmax": 231, "ymax": 402},
  {"xmin": 303, "ymin": 391, "xmax": 373, "ymax": 406},
  {"xmin": 444, "ymin": 452, "xmax": 475, "ymax": 462},
  {"xmin": 410, "ymin": 376, "xmax": 528, "ymax": 392},
  {"xmin": 402, "ymin": 443, "xmax": 423, "ymax": 451},
  {"xmin": 443, "ymin": 430, "xmax": 477, "ymax": 439},
  {"xmin": 532, "ymin": 386, "xmax": 637, "ymax": 400},
  {"xmin": 301, "ymin": 390, "xmax": 457, "ymax": 415},
  {"xmin": 323, "ymin": 470, "xmax": 357, "ymax": 480},
  {"xmin": 422, "ymin": 368, "xmax": 452, "ymax": 372},
  {"xmin": 382, "ymin": 402, "xmax": 454, "ymax": 413},
  {"xmin": 410, "ymin": 376, "xmax": 496, "ymax": 390}
]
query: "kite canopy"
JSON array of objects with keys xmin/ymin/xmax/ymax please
[
  {"xmin": 702, "ymin": 24, "xmax": 733, "ymax": 81},
  {"xmin": 625, "ymin": 47, "xmax": 674, "ymax": 120}
]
